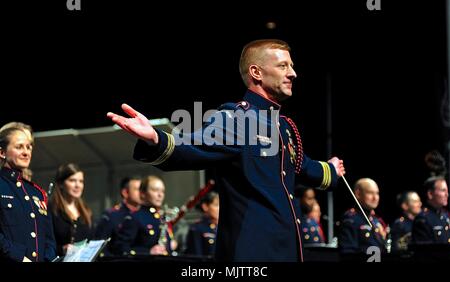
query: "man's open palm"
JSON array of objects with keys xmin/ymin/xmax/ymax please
[{"xmin": 107, "ymin": 104, "xmax": 159, "ymax": 144}]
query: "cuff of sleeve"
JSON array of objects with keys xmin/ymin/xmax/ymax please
[
  {"xmin": 133, "ymin": 129, "xmax": 175, "ymax": 165},
  {"xmin": 318, "ymin": 161, "xmax": 333, "ymax": 190}
]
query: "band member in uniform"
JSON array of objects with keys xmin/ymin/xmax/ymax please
[
  {"xmin": 412, "ymin": 176, "xmax": 450, "ymax": 244},
  {"xmin": 115, "ymin": 175, "xmax": 174, "ymax": 256},
  {"xmin": 95, "ymin": 176, "xmax": 142, "ymax": 256},
  {"xmin": 49, "ymin": 163, "xmax": 93, "ymax": 256},
  {"xmin": 184, "ymin": 191, "xmax": 219, "ymax": 257},
  {"xmin": 107, "ymin": 39, "xmax": 346, "ymax": 261},
  {"xmin": 0, "ymin": 127, "xmax": 56, "ymax": 261},
  {"xmin": 390, "ymin": 191, "xmax": 422, "ymax": 252},
  {"xmin": 301, "ymin": 200, "xmax": 326, "ymax": 245},
  {"xmin": 338, "ymin": 178, "xmax": 387, "ymax": 255}
]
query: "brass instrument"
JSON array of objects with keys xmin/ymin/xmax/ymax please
[
  {"xmin": 157, "ymin": 204, "xmax": 179, "ymax": 256},
  {"xmin": 157, "ymin": 180, "xmax": 215, "ymax": 256}
]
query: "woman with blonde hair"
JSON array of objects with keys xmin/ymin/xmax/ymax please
[{"xmin": 0, "ymin": 127, "xmax": 56, "ymax": 262}]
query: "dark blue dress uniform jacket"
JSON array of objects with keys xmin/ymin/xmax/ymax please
[
  {"xmin": 412, "ymin": 206, "xmax": 450, "ymax": 244},
  {"xmin": 0, "ymin": 167, "xmax": 56, "ymax": 262},
  {"xmin": 95, "ymin": 202, "xmax": 135, "ymax": 255},
  {"xmin": 300, "ymin": 216, "xmax": 325, "ymax": 245},
  {"xmin": 390, "ymin": 215, "xmax": 414, "ymax": 252},
  {"xmin": 114, "ymin": 205, "xmax": 172, "ymax": 256},
  {"xmin": 185, "ymin": 216, "xmax": 217, "ymax": 257},
  {"xmin": 338, "ymin": 208, "xmax": 387, "ymax": 254},
  {"xmin": 133, "ymin": 90, "xmax": 338, "ymax": 261}
]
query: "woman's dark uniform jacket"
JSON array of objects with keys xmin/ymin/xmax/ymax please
[
  {"xmin": 185, "ymin": 216, "xmax": 217, "ymax": 257},
  {"xmin": 300, "ymin": 216, "xmax": 326, "ymax": 245},
  {"xmin": 390, "ymin": 214, "xmax": 414, "ymax": 252},
  {"xmin": 0, "ymin": 167, "xmax": 56, "ymax": 262},
  {"xmin": 133, "ymin": 90, "xmax": 338, "ymax": 262}
]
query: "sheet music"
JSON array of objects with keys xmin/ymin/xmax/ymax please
[{"xmin": 62, "ymin": 239, "xmax": 107, "ymax": 262}]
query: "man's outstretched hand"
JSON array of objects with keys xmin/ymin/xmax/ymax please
[
  {"xmin": 107, "ymin": 104, "xmax": 159, "ymax": 144},
  {"xmin": 328, "ymin": 157, "xmax": 345, "ymax": 177}
]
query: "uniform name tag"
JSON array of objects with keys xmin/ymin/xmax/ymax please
[{"xmin": 202, "ymin": 232, "xmax": 216, "ymax": 239}]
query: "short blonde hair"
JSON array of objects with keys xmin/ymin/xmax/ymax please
[
  {"xmin": 140, "ymin": 175, "xmax": 164, "ymax": 193},
  {"xmin": 239, "ymin": 39, "xmax": 291, "ymax": 87}
]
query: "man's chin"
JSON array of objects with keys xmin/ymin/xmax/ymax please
[
  {"xmin": 362, "ymin": 204, "xmax": 376, "ymax": 211},
  {"xmin": 277, "ymin": 93, "xmax": 292, "ymax": 101}
]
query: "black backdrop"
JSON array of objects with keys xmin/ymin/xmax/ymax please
[{"xmin": 2, "ymin": 0, "xmax": 448, "ymax": 226}]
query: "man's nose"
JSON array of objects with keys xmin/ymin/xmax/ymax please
[{"xmin": 288, "ymin": 66, "xmax": 297, "ymax": 79}]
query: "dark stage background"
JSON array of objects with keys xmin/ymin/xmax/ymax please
[{"xmin": 2, "ymin": 0, "xmax": 448, "ymax": 226}]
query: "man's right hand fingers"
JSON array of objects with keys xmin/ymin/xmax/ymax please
[
  {"xmin": 107, "ymin": 112, "xmax": 119, "ymax": 119},
  {"xmin": 107, "ymin": 113, "xmax": 133, "ymax": 132},
  {"xmin": 121, "ymin": 103, "xmax": 139, "ymax": 118},
  {"xmin": 107, "ymin": 112, "xmax": 125, "ymax": 125}
]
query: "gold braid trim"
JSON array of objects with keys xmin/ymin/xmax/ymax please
[
  {"xmin": 150, "ymin": 132, "xmax": 175, "ymax": 165},
  {"xmin": 318, "ymin": 161, "xmax": 331, "ymax": 190}
]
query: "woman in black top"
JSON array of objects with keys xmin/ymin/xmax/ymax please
[{"xmin": 49, "ymin": 163, "xmax": 93, "ymax": 256}]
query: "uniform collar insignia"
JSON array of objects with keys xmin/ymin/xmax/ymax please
[
  {"xmin": 0, "ymin": 167, "xmax": 21, "ymax": 181},
  {"xmin": 244, "ymin": 90, "xmax": 281, "ymax": 111}
]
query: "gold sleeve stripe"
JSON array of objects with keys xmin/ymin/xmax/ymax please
[
  {"xmin": 319, "ymin": 162, "xmax": 326, "ymax": 189},
  {"xmin": 320, "ymin": 162, "xmax": 329, "ymax": 189},
  {"xmin": 325, "ymin": 162, "xmax": 331, "ymax": 188},
  {"xmin": 319, "ymin": 161, "xmax": 331, "ymax": 190},
  {"xmin": 324, "ymin": 162, "xmax": 331, "ymax": 188},
  {"xmin": 150, "ymin": 131, "xmax": 175, "ymax": 165}
]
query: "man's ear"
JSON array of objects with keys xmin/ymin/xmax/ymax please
[
  {"xmin": 354, "ymin": 188, "xmax": 361, "ymax": 200},
  {"xmin": 120, "ymin": 188, "xmax": 128, "ymax": 199},
  {"xmin": 248, "ymin": 65, "xmax": 262, "ymax": 81},
  {"xmin": 427, "ymin": 190, "xmax": 433, "ymax": 201},
  {"xmin": 401, "ymin": 202, "xmax": 408, "ymax": 212},
  {"xmin": 201, "ymin": 202, "xmax": 209, "ymax": 213}
]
